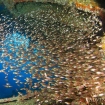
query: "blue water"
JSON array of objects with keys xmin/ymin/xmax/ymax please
[
  {"xmin": 0, "ymin": 32, "xmax": 35, "ymax": 99},
  {"xmin": 0, "ymin": 3, "xmax": 5, "ymax": 11},
  {"xmin": 0, "ymin": 63, "xmax": 27, "ymax": 98},
  {"xmin": 0, "ymin": 4, "xmax": 38, "ymax": 98},
  {"xmin": 0, "ymin": 4, "xmax": 57, "ymax": 99}
]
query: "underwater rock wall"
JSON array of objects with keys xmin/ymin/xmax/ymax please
[{"xmin": 1, "ymin": 0, "xmax": 99, "ymax": 14}]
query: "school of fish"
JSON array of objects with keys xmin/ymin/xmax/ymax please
[{"xmin": 0, "ymin": 2, "xmax": 105, "ymax": 105}]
